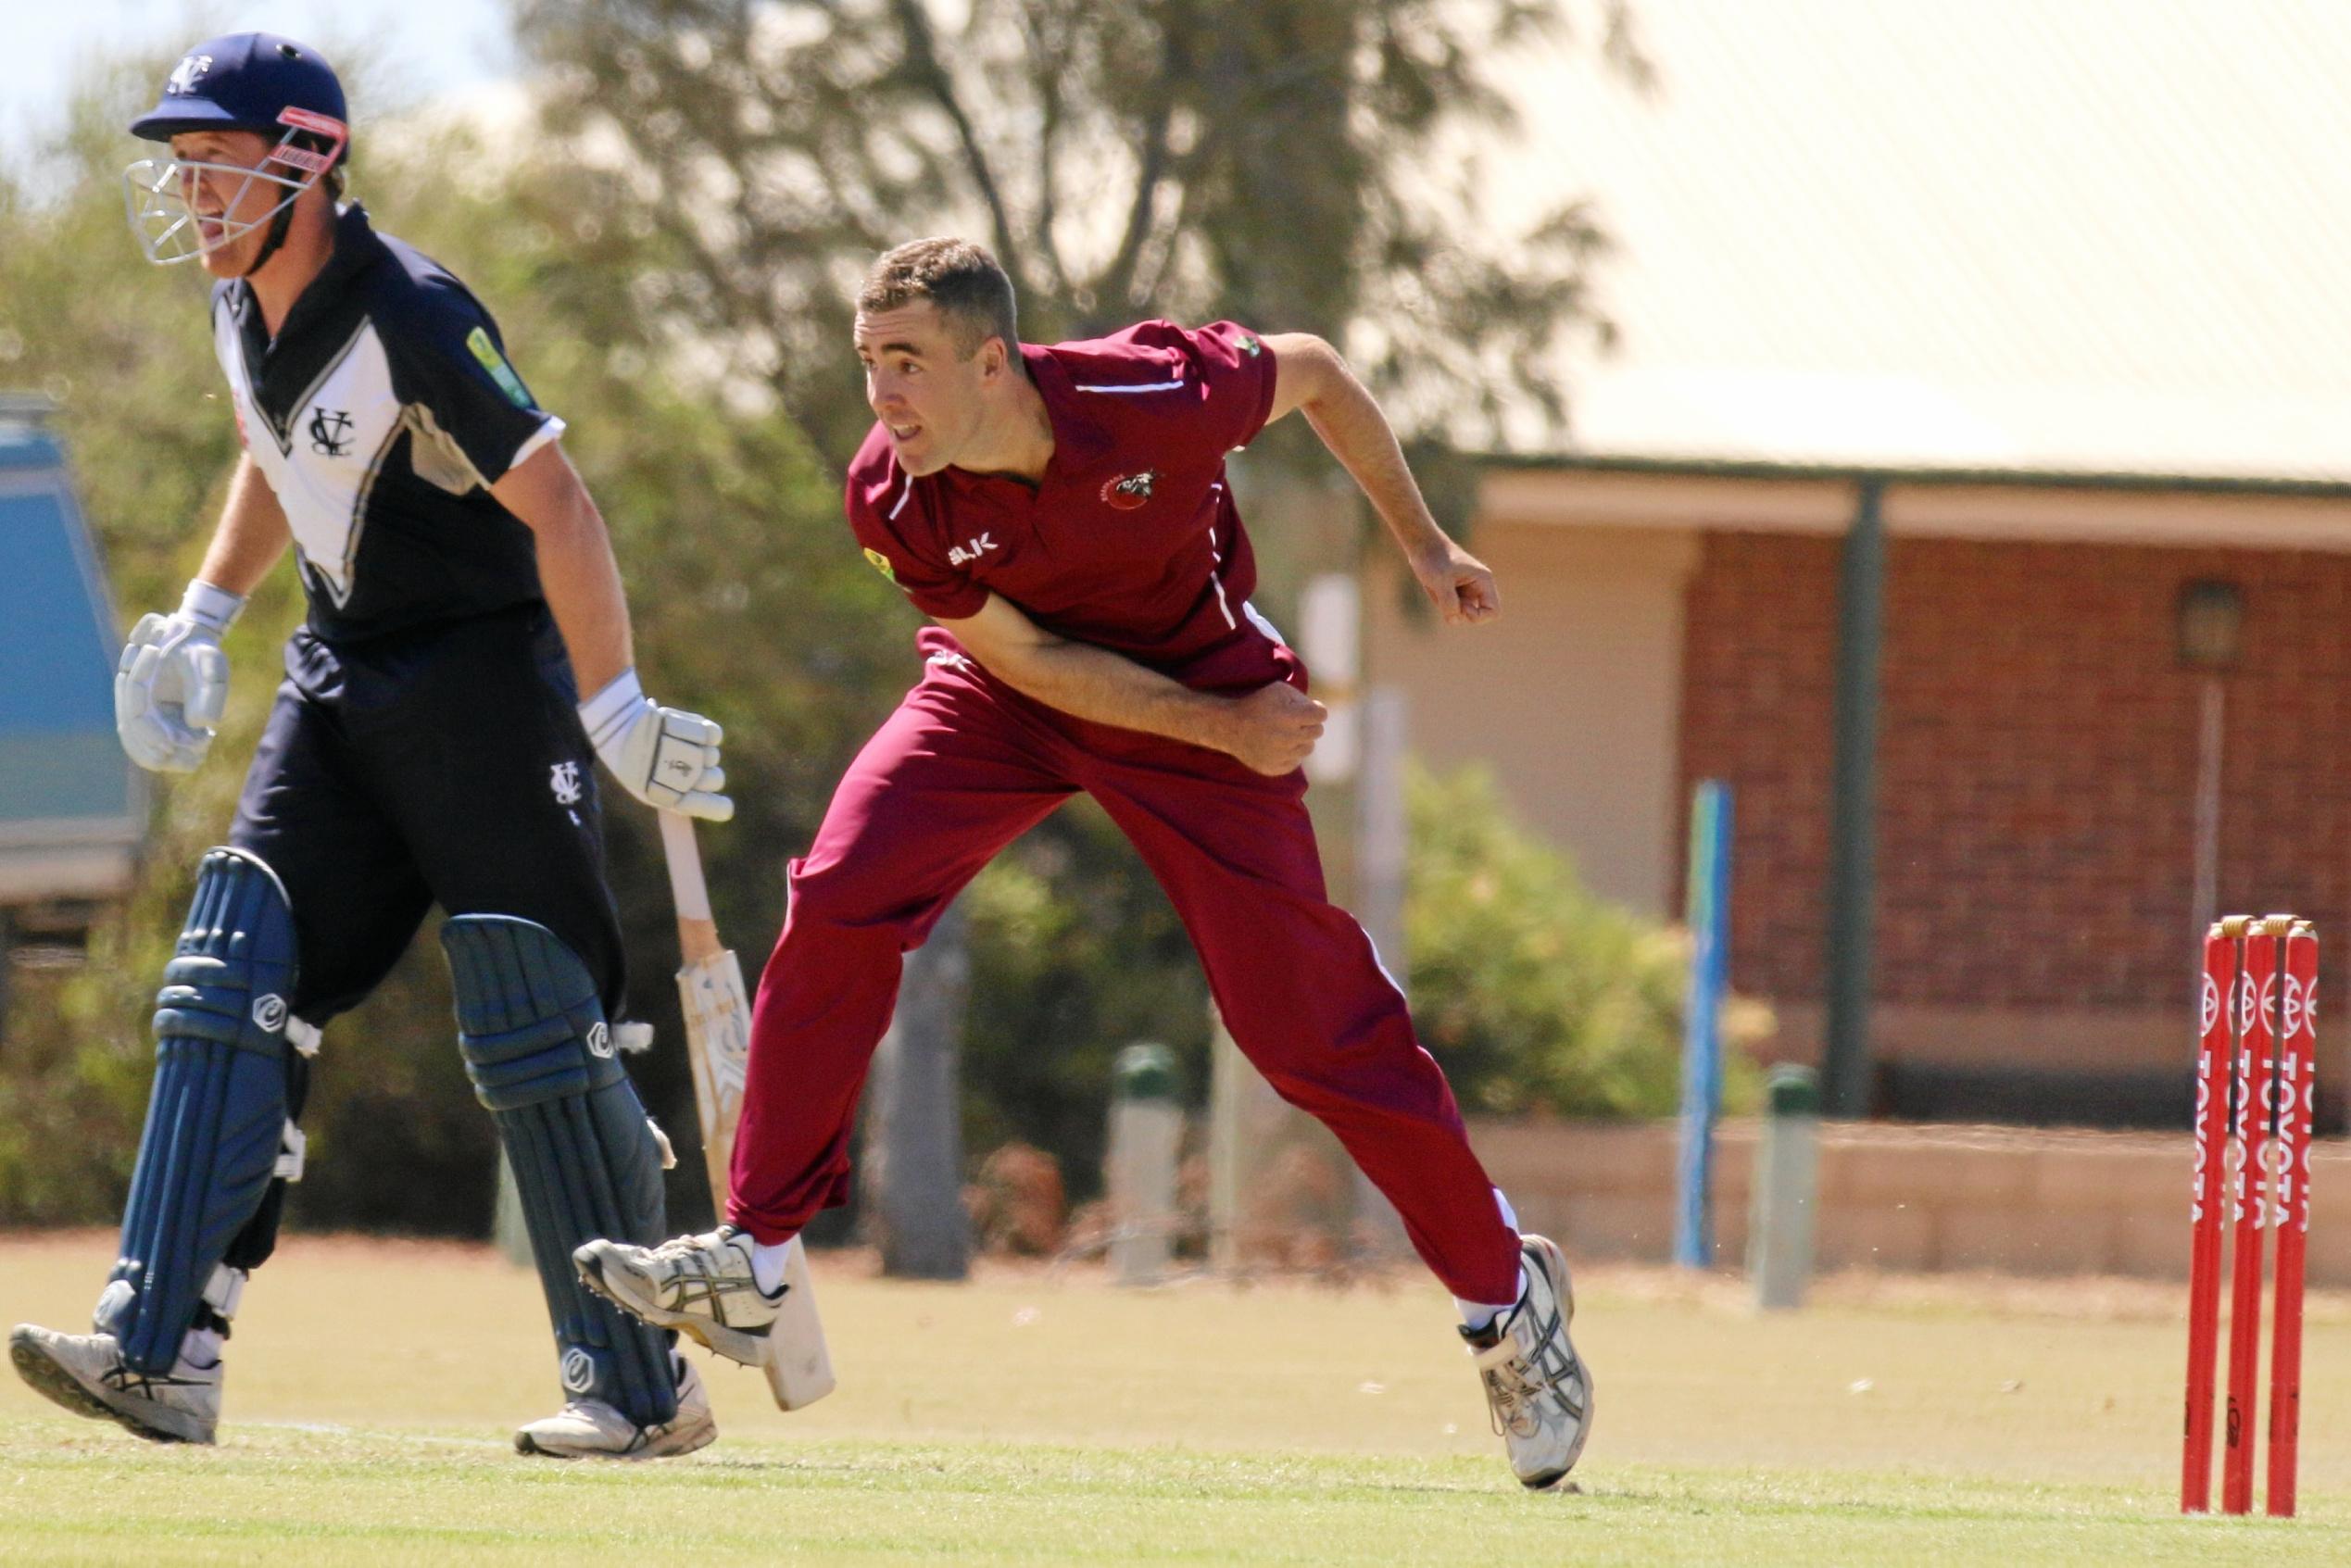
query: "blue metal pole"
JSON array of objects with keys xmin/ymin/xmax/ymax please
[{"xmin": 1674, "ymin": 780, "xmax": 1732, "ymax": 1268}]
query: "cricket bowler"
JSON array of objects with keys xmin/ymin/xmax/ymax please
[
  {"xmin": 580, "ymin": 239, "xmax": 1593, "ymax": 1488},
  {"xmin": 8, "ymin": 33, "xmax": 728, "ymax": 1459}
]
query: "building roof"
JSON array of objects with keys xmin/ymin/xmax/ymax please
[{"xmin": 1491, "ymin": 1, "xmax": 2351, "ymax": 483}]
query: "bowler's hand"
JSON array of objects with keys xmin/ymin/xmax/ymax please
[
  {"xmin": 1411, "ymin": 539, "xmax": 1501, "ymax": 626},
  {"xmin": 1220, "ymin": 682, "xmax": 1327, "ymax": 776}
]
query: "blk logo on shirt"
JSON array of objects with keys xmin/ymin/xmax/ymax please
[
  {"xmin": 308, "ymin": 407, "xmax": 354, "ymax": 457},
  {"xmin": 948, "ymin": 532, "xmax": 998, "ymax": 568},
  {"xmin": 1102, "ymin": 470, "xmax": 1159, "ymax": 510}
]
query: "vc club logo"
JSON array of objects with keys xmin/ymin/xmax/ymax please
[
  {"xmin": 308, "ymin": 407, "xmax": 354, "ymax": 457},
  {"xmin": 165, "ymin": 55, "xmax": 214, "ymax": 96}
]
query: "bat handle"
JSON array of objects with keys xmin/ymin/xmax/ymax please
[{"xmin": 658, "ymin": 809, "xmax": 714, "ymax": 923}]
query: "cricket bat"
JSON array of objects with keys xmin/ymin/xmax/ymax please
[{"xmin": 657, "ymin": 809, "xmax": 836, "ymax": 1410}]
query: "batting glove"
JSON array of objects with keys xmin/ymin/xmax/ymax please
[
  {"xmin": 580, "ymin": 668, "xmax": 733, "ymax": 822},
  {"xmin": 114, "ymin": 580, "xmax": 241, "ymax": 773}
]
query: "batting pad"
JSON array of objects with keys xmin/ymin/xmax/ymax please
[
  {"xmin": 101, "ymin": 848, "xmax": 301, "ymax": 1374},
  {"xmin": 443, "ymin": 915, "xmax": 677, "ymax": 1427}
]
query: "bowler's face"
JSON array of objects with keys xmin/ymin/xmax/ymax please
[{"xmin": 854, "ymin": 302, "xmax": 991, "ymax": 477}]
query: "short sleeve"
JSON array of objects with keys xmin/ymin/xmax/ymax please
[
  {"xmin": 847, "ymin": 469, "xmax": 988, "ymax": 621},
  {"xmin": 1136, "ymin": 319, "xmax": 1279, "ymax": 456},
  {"xmin": 382, "ymin": 282, "xmax": 565, "ymax": 487}
]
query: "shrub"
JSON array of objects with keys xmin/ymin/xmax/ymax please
[{"xmin": 1405, "ymin": 764, "xmax": 1766, "ymax": 1119}]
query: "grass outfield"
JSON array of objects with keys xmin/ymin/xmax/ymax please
[{"xmin": 1, "ymin": 1232, "xmax": 2345, "ymax": 1563}]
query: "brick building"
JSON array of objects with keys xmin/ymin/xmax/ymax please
[{"xmin": 1363, "ymin": 3, "xmax": 2351, "ymax": 1125}]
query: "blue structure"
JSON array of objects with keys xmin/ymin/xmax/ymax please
[
  {"xmin": 1672, "ymin": 779, "xmax": 1732, "ymax": 1268},
  {"xmin": 0, "ymin": 397, "xmax": 140, "ymax": 917}
]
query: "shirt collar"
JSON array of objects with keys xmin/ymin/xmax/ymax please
[
  {"xmin": 1020, "ymin": 343, "xmax": 1113, "ymax": 474},
  {"xmin": 236, "ymin": 201, "xmax": 383, "ymax": 345}
]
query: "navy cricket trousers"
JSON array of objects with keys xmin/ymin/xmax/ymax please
[{"xmin": 220, "ymin": 602, "xmax": 626, "ymax": 1268}]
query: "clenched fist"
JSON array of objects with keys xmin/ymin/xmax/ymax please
[
  {"xmin": 1218, "ymin": 681, "xmax": 1328, "ymax": 776},
  {"xmin": 1410, "ymin": 538, "xmax": 1501, "ymax": 626}
]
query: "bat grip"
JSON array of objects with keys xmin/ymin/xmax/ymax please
[{"xmin": 658, "ymin": 809, "xmax": 714, "ymax": 922}]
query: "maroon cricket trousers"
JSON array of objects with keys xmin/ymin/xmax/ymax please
[{"xmin": 728, "ymin": 630, "xmax": 1524, "ymax": 1306}]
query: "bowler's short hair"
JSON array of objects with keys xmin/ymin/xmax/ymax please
[{"xmin": 859, "ymin": 238, "xmax": 1019, "ymax": 360}]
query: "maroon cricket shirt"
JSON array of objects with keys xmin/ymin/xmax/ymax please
[{"xmin": 846, "ymin": 320, "xmax": 1294, "ymax": 694}]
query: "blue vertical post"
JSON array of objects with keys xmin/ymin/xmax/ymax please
[{"xmin": 1674, "ymin": 780, "xmax": 1733, "ymax": 1268}]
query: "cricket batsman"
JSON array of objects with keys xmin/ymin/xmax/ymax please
[
  {"xmin": 578, "ymin": 239, "xmax": 1593, "ymax": 1488},
  {"xmin": 8, "ymin": 33, "xmax": 728, "ymax": 1459}
]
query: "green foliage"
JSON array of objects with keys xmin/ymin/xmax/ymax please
[{"xmin": 1406, "ymin": 764, "xmax": 1764, "ymax": 1120}]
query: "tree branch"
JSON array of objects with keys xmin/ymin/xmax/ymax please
[{"xmin": 887, "ymin": 0, "xmax": 1025, "ymax": 283}]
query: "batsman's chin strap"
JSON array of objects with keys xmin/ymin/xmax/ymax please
[{"xmin": 241, "ymin": 198, "xmax": 299, "ymax": 278}]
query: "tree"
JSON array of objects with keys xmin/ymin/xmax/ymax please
[{"xmin": 861, "ymin": 897, "xmax": 974, "ymax": 1276}]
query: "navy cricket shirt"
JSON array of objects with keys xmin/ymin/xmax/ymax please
[{"xmin": 210, "ymin": 203, "xmax": 560, "ymax": 642}]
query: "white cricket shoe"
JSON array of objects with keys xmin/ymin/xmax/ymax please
[
  {"xmin": 1462, "ymin": 1234, "xmax": 1594, "ymax": 1491},
  {"xmin": 573, "ymin": 1226, "xmax": 782, "ymax": 1367},
  {"xmin": 515, "ymin": 1355, "xmax": 715, "ymax": 1460},
  {"xmin": 9, "ymin": 1323, "xmax": 221, "ymax": 1445}
]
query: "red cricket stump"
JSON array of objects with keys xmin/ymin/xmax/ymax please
[
  {"xmin": 2220, "ymin": 922, "xmax": 2276, "ymax": 1515},
  {"xmin": 2267, "ymin": 923, "xmax": 2317, "ymax": 1517},
  {"xmin": 2181, "ymin": 927, "xmax": 2236, "ymax": 1512},
  {"xmin": 2183, "ymin": 914, "xmax": 2317, "ymax": 1518}
]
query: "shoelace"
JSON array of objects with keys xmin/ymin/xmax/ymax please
[
  {"xmin": 1477, "ymin": 1317, "xmax": 1581, "ymax": 1437},
  {"xmin": 647, "ymin": 1230, "xmax": 722, "ymax": 1262},
  {"xmin": 1478, "ymin": 1351, "xmax": 1540, "ymax": 1436}
]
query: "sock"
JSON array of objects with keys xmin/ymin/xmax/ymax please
[
  {"xmin": 749, "ymin": 1238, "xmax": 790, "ymax": 1297},
  {"xmin": 1456, "ymin": 1268, "xmax": 1528, "ymax": 1335},
  {"xmin": 178, "ymin": 1326, "xmax": 224, "ymax": 1369},
  {"xmin": 1458, "ymin": 1185, "xmax": 1528, "ymax": 1332},
  {"xmin": 1492, "ymin": 1187, "xmax": 1520, "ymax": 1234}
]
